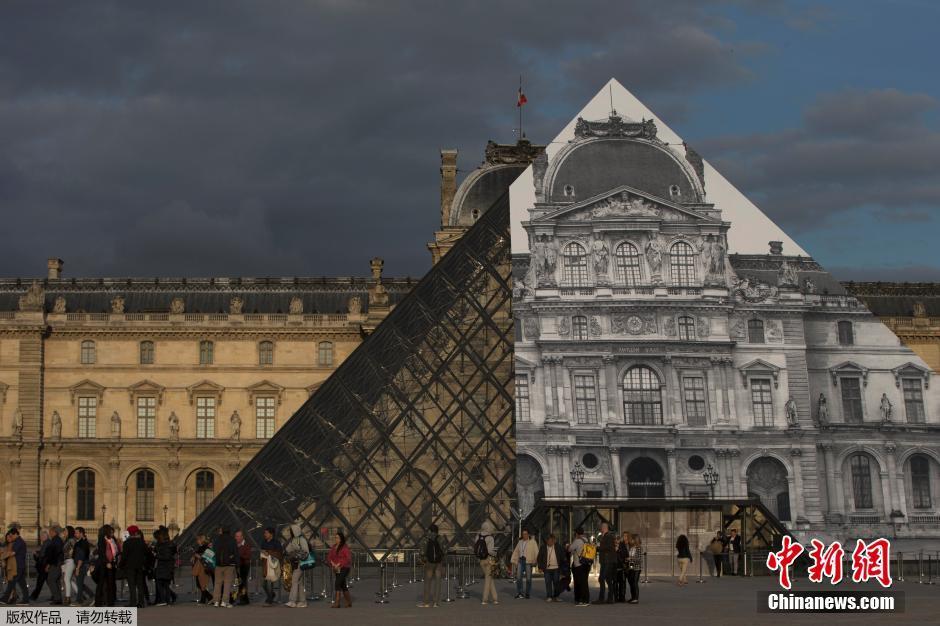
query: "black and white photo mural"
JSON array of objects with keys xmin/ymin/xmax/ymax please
[{"xmin": 511, "ymin": 79, "xmax": 940, "ymax": 552}]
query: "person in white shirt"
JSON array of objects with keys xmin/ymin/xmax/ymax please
[{"xmin": 510, "ymin": 529, "xmax": 538, "ymax": 598}]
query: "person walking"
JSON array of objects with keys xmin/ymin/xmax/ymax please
[
  {"xmin": 259, "ymin": 527, "xmax": 282, "ymax": 607},
  {"xmin": 675, "ymin": 533, "xmax": 692, "ymax": 587},
  {"xmin": 191, "ymin": 534, "xmax": 213, "ymax": 605},
  {"xmin": 44, "ymin": 526, "xmax": 64, "ymax": 605},
  {"xmin": 153, "ymin": 528, "xmax": 177, "ymax": 606},
  {"xmin": 61, "ymin": 527, "xmax": 77, "ymax": 606},
  {"xmin": 597, "ymin": 522, "xmax": 617, "ymax": 603},
  {"xmin": 29, "ymin": 530, "xmax": 49, "ymax": 602},
  {"xmin": 119, "ymin": 526, "xmax": 150, "ymax": 609},
  {"xmin": 210, "ymin": 527, "xmax": 238, "ymax": 608},
  {"xmin": 568, "ymin": 527, "xmax": 590, "ymax": 607},
  {"xmin": 328, "ymin": 530, "xmax": 352, "ymax": 608},
  {"xmin": 94, "ymin": 525, "xmax": 119, "ymax": 607},
  {"xmin": 418, "ymin": 523, "xmax": 443, "ymax": 608},
  {"xmin": 72, "ymin": 527, "xmax": 93, "ymax": 606},
  {"xmin": 476, "ymin": 520, "xmax": 498, "ymax": 605},
  {"xmin": 536, "ymin": 534, "xmax": 564, "ymax": 602},
  {"xmin": 1, "ymin": 528, "xmax": 29, "ymax": 605},
  {"xmin": 510, "ymin": 528, "xmax": 537, "ymax": 599},
  {"xmin": 283, "ymin": 524, "xmax": 309, "ymax": 608},
  {"xmin": 1, "ymin": 532, "xmax": 17, "ymax": 604},
  {"xmin": 234, "ymin": 530, "xmax": 251, "ymax": 605},
  {"xmin": 725, "ymin": 528, "xmax": 742, "ymax": 576},
  {"xmin": 708, "ymin": 533, "xmax": 724, "ymax": 577}
]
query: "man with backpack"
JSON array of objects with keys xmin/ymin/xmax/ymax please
[
  {"xmin": 568, "ymin": 527, "xmax": 591, "ymax": 607},
  {"xmin": 210, "ymin": 526, "xmax": 238, "ymax": 608},
  {"xmin": 418, "ymin": 523, "xmax": 444, "ymax": 608},
  {"xmin": 476, "ymin": 520, "xmax": 498, "ymax": 605}
]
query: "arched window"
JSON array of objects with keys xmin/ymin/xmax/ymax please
[
  {"xmin": 615, "ymin": 242, "xmax": 642, "ymax": 285},
  {"xmin": 911, "ymin": 455, "xmax": 932, "ymax": 510},
  {"xmin": 747, "ymin": 319, "xmax": 765, "ymax": 343},
  {"xmin": 837, "ymin": 321, "xmax": 854, "ymax": 345},
  {"xmin": 572, "ymin": 315, "xmax": 588, "ymax": 341},
  {"xmin": 626, "ymin": 457, "xmax": 665, "ymax": 498},
  {"xmin": 80, "ymin": 340, "xmax": 96, "ymax": 365},
  {"xmin": 195, "ymin": 470, "xmax": 215, "ymax": 516},
  {"xmin": 318, "ymin": 341, "xmax": 334, "ymax": 367},
  {"xmin": 135, "ymin": 470, "xmax": 155, "ymax": 521},
  {"xmin": 678, "ymin": 316, "xmax": 695, "ymax": 341},
  {"xmin": 623, "ymin": 366, "xmax": 663, "ymax": 425},
  {"xmin": 669, "ymin": 241, "xmax": 696, "ymax": 286},
  {"xmin": 76, "ymin": 469, "xmax": 95, "ymax": 521},
  {"xmin": 139, "ymin": 341, "xmax": 154, "ymax": 365},
  {"xmin": 562, "ymin": 242, "xmax": 589, "ymax": 286},
  {"xmin": 850, "ymin": 454, "xmax": 873, "ymax": 509},
  {"xmin": 199, "ymin": 340, "xmax": 214, "ymax": 365},
  {"xmin": 259, "ymin": 340, "xmax": 274, "ymax": 366}
]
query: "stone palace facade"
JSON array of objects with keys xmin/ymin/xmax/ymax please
[
  {"xmin": 0, "ymin": 259, "xmax": 414, "ymax": 536},
  {"xmin": 513, "ymin": 113, "xmax": 940, "ymax": 547}
]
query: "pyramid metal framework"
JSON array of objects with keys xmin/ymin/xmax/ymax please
[{"xmin": 180, "ymin": 195, "xmax": 515, "ymax": 554}]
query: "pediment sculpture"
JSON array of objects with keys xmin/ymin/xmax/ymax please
[{"xmin": 731, "ymin": 275, "xmax": 778, "ymax": 303}]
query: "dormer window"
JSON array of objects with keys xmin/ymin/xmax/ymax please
[
  {"xmin": 669, "ymin": 184, "xmax": 681, "ymax": 199},
  {"xmin": 563, "ymin": 184, "xmax": 575, "ymax": 197}
]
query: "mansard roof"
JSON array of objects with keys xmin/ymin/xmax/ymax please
[
  {"xmin": 842, "ymin": 282, "xmax": 940, "ymax": 317},
  {"xmin": 729, "ymin": 253, "xmax": 847, "ymax": 296},
  {"xmin": 0, "ymin": 275, "xmax": 416, "ymax": 314}
]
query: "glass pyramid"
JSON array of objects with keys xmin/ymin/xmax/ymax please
[{"xmin": 181, "ymin": 195, "xmax": 515, "ymax": 553}]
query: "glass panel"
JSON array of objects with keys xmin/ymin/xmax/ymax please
[{"xmin": 841, "ymin": 378, "xmax": 863, "ymax": 423}]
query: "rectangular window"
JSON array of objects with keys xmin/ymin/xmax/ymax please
[
  {"xmin": 837, "ymin": 321, "xmax": 854, "ymax": 346},
  {"xmin": 255, "ymin": 396, "xmax": 276, "ymax": 439},
  {"xmin": 136, "ymin": 396, "xmax": 156, "ymax": 438},
  {"xmin": 573, "ymin": 374, "xmax": 598, "ymax": 424},
  {"xmin": 139, "ymin": 341, "xmax": 154, "ymax": 365},
  {"xmin": 683, "ymin": 376, "xmax": 708, "ymax": 426},
  {"xmin": 903, "ymin": 378, "xmax": 926, "ymax": 423},
  {"xmin": 199, "ymin": 340, "xmax": 214, "ymax": 365},
  {"xmin": 76, "ymin": 470, "xmax": 95, "ymax": 521},
  {"xmin": 78, "ymin": 396, "xmax": 97, "ymax": 438},
  {"xmin": 135, "ymin": 472, "xmax": 155, "ymax": 521},
  {"xmin": 750, "ymin": 378, "xmax": 774, "ymax": 427},
  {"xmin": 196, "ymin": 396, "xmax": 216, "ymax": 438},
  {"xmin": 515, "ymin": 374, "xmax": 531, "ymax": 422},
  {"xmin": 747, "ymin": 319, "xmax": 765, "ymax": 343},
  {"xmin": 841, "ymin": 378, "xmax": 863, "ymax": 423},
  {"xmin": 572, "ymin": 316, "xmax": 589, "ymax": 341}
]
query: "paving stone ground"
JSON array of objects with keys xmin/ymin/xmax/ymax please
[{"xmin": 15, "ymin": 569, "xmax": 935, "ymax": 626}]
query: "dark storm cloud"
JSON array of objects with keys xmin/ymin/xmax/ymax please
[
  {"xmin": 0, "ymin": 0, "xmax": 780, "ymax": 279},
  {"xmin": 700, "ymin": 88, "xmax": 940, "ymax": 228}
]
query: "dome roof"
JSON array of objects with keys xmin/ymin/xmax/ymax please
[
  {"xmin": 450, "ymin": 163, "xmax": 527, "ymax": 226},
  {"xmin": 548, "ymin": 138, "xmax": 703, "ymax": 204}
]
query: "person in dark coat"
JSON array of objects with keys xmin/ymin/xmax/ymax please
[
  {"xmin": 152, "ymin": 528, "xmax": 177, "ymax": 606},
  {"xmin": 234, "ymin": 530, "xmax": 252, "ymax": 605},
  {"xmin": 119, "ymin": 526, "xmax": 150, "ymax": 608},
  {"xmin": 29, "ymin": 530, "xmax": 49, "ymax": 601},
  {"xmin": 536, "ymin": 534, "xmax": 566, "ymax": 601},
  {"xmin": 1, "ymin": 527, "xmax": 29, "ymax": 605},
  {"xmin": 94, "ymin": 525, "xmax": 119, "ymax": 607},
  {"xmin": 44, "ymin": 526, "xmax": 65, "ymax": 605}
]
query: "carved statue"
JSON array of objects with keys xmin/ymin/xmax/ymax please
[
  {"xmin": 590, "ymin": 316, "xmax": 602, "ymax": 336},
  {"xmin": 229, "ymin": 296, "xmax": 244, "ymax": 315},
  {"xmin": 289, "ymin": 297, "xmax": 303, "ymax": 315},
  {"xmin": 816, "ymin": 394, "xmax": 829, "ymax": 426},
  {"xmin": 347, "ymin": 296, "xmax": 362, "ymax": 315},
  {"xmin": 913, "ymin": 301, "xmax": 927, "ymax": 318},
  {"xmin": 50, "ymin": 411, "xmax": 62, "ymax": 440},
  {"xmin": 53, "ymin": 296, "xmax": 67, "ymax": 314},
  {"xmin": 170, "ymin": 297, "xmax": 185, "ymax": 315},
  {"xmin": 18, "ymin": 281, "xmax": 44, "ymax": 312},
  {"xmin": 230, "ymin": 410, "xmax": 242, "ymax": 441},
  {"xmin": 532, "ymin": 236, "xmax": 558, "ymax": 287},
  {"xmin": 880, "ymin": 394, "xmax": 893, "ymax": 423},
  {"xmin": 532, "ymin": 151, "xmax": 548, "ymax": 202},
  {"xmin": 110, "ymin": 296, "xmax": 125, "ymax": 314},
  {"xmin": 645, "ymin": 237, "xmax": 664, "ymax": 280},
  {"xmin": 803, "ymin": 278, "xmax": 817, "ymax": 295},
  {"xmin": 168, "ymin": 411, "xmax": 180, "ymax": 441},
  {"xmin": 110, "ymin": 411, "xmax": 122, "ymax": 438},
  {"xmin": 700, "ymin": 235, "xmax": 726, "ymax": 285},
  {"xmin": 591, "ymin": 234, "xmax": 609, "ymax": 277},
  {"xmin": 785, "ymin": 397, "xmax": 799, "ymax": 427},
  {"xmin": 731, "ymin": 275, "xmax": 778, "ymax": 303},
  {"xmin": 11, "ymin": 409, "xmax": 23, "ymax": 439},
  {"xmin": 777, "ymin": 260, "xmax": 799, "ymax": 288},
  {"xmin": 557, "ymin": 316, "xmax": 570, "ymax": 336}
]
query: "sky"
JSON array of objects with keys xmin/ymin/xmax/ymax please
[{"xmin": 1, "ymin": 0, "xmax": 938, "ymax": 281}]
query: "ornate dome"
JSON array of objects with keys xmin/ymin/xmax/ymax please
[{"xmin": 450, "ymin": 163, "xmax": 528, "ymax": 226}]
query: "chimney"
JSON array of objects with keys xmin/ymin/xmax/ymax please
[
  {"xmin": 47, "ymin": 258, "xmax": 64, "ymax": 280},
  {"xmin": 769, "ymin": 241, "xmax": 783, "ymax": 256},
  {"xmin": 440, "ymin": 149, "xmax": 458, "ymax": 227}
]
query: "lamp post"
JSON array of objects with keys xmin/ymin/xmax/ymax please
[
  {"xmin": 163, "ymin": 505, "xmax": 168, "ymax": 527},
  {"xmin": 703, "ymin": 464, "xmax": 719, "ymax": 499},
  {"xmin": 570, "ymin": 461, "xmax": 585, "ymax": 498}
]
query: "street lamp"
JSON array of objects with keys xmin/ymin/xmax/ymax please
[
  {"xmin": 703, "ymin": 464, "xmax": 719, "ymax": 498},
  {"xmin": 163, "ymin": 505, "xmax": 168, "ymax": 527},
  {"xmin": 570, "ymin": 461, "xmax": 585, "ymax": 498}
]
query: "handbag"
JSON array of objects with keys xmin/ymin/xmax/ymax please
[
  {"xmin": 580, "ymin": 543, "xmax": 597, "ymax": 562},
  {"xmin": 298, "ymin": 552, "xmax": 316, "ymax": 571},
  {"xmin": 201, "ymin": 548, "xmax": 217, "ymax": 570}
]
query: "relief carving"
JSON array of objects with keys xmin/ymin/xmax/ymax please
[{"xmin": 557, "ymin": 316, "xmax": 570, "ymax": 336}]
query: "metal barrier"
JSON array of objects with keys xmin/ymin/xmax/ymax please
[
  {"xmin": 443, "ymin": 557, "xmax": 454, "ymax": 603},
  {"xmin": 374, "ymin": 563, "xmax": 389, "ymax": 604},
  {"xmin": 641, "ymin": 551, "xmax": 650, "ymax": 584}
]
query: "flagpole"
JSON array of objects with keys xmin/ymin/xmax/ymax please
[{"xmin": 519, "ymin": 75, "xmax": 524, "ymax": 139}]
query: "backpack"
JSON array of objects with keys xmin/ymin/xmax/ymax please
[
  {"xmin": 426, "ymin": 537, "xmax": 443, "ymax": 564},
  {"xmin": 474, "ymin": 534, "xmax": 490, "ymax": 560},
  {"xmin": 580, "ymin": 542, "xmax": 597, "ymax": 564}
]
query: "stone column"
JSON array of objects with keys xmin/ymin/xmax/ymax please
[
  {"xmin": 598, "ymin": 363, "xmax": 610, "ymax": 426},
  {"xmin": 666, "ymin": 448, "xmax": 679, "ymax": 498},
  {"xmin": 544, "ymin": 357, "xmax": 558, "ymax": 421},
  {"xmin": 729, "ymin": 449, "xmax": 742, "ymax": 498},
  {"xmin": 604, "ymin": 356, "xmax": 619, "ymax": 423},
  {"xmin": 609, "ymin": 448, "xmax": 623, "ymax": 497},
  {"xmin": 884, "ymin": 442, "xmax": 905, "ymax": 516},
  {"xmin": 709, "ymin": 357, "xmax": 723, "ymax": 423},
  {"xmin": 725, "ymin": 359, "xmax": 739, "ymax": 424},
  {"xmin": 558, "ymin": 446, "xmax": 573, "ymax": 497},
  {"xmin": 789, "ymin": 448, "xmax": 805, "ymax": 521},
  {"xmin": 666, "ymin": 358, "xmax": 682, "ymax": 425}
]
